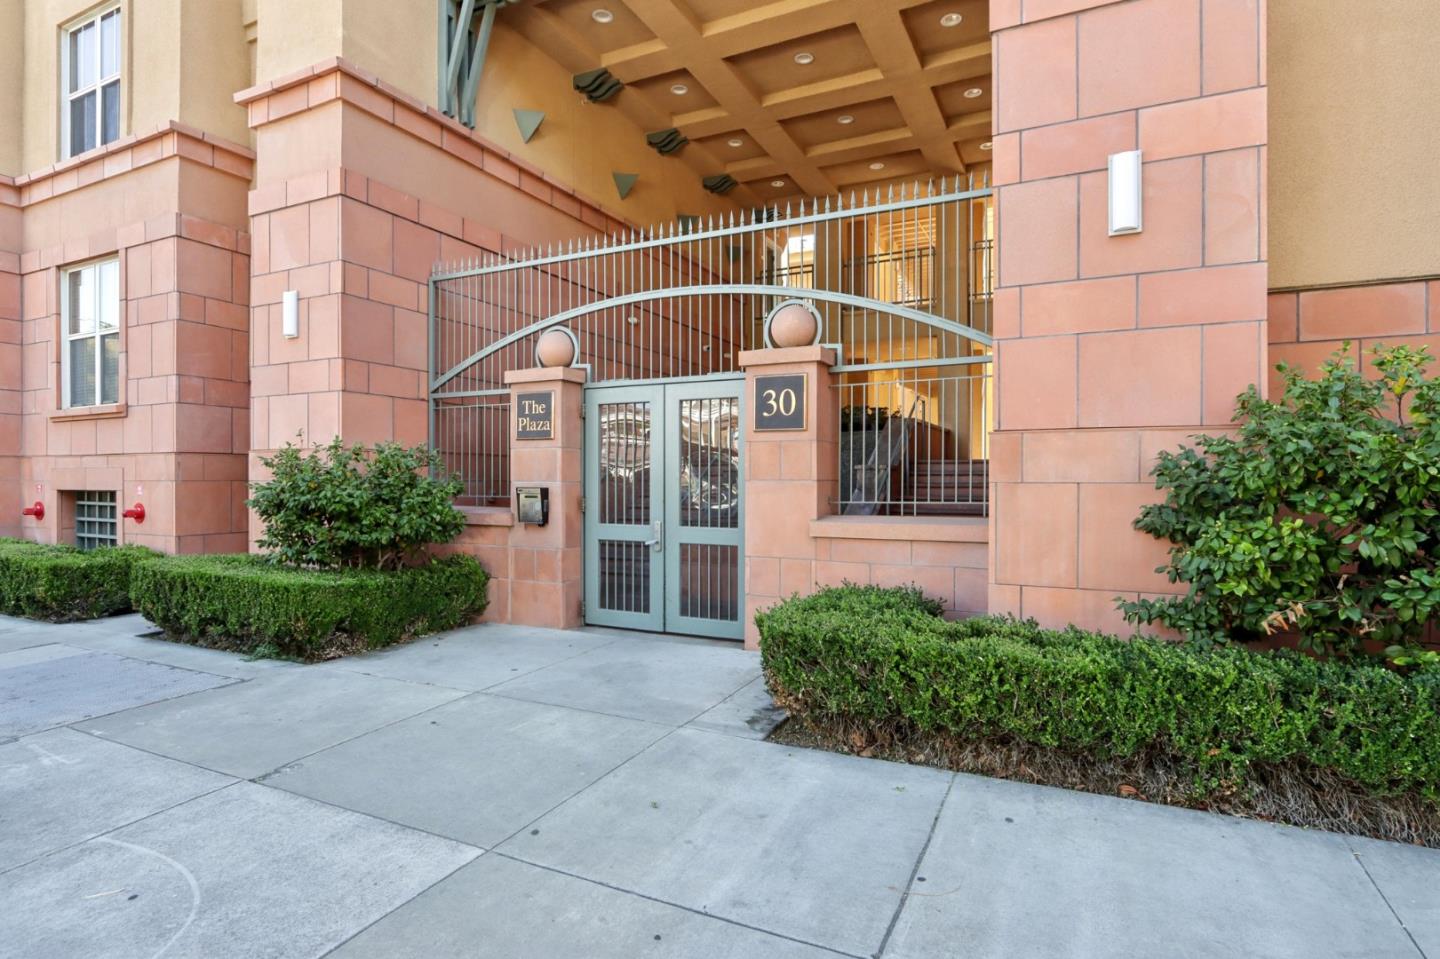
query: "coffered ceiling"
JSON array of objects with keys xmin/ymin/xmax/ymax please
[{"xmin": 506, "ymin": 0, "xmax": 992, "ymax": 203}]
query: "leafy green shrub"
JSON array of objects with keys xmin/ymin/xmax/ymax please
[
  {"xmin": 0, "ymin": 539, "xmax": 157, "ymax": 622},
  {"xmin": 130, "ymin": 553, "xmax": 489, "ymax": 660},
  {"xmin": 248, "ymin": 438, "xmax": 466, "ymax": 570},
  {"xmin": 759, "ymin": 586, "xmax": 1440, "ymax": 803},
  {"xmin": 1121, "ymin": 344, "xmax": 1440, "ymax": 659}
]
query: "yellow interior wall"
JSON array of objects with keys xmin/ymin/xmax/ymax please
[
  {"xmin": 1269, "ymin": 0, "xmax": 1440, "ymax": 288},
  {"xmin": 468, "ymin": 25, "xmax": 739, "ymax": 225}
]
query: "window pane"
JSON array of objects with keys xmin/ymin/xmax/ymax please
[
  {"xmin": 101, "ymin": 81, "xmax": 120, "ymax": 145},
  {"xmin": 68, "ymin": 27, "xmax": 82, "ymax": 92},
  {"xmin": 68, "ymin": 267, "xmax": 94, "ymax": 335},
  {"xmin": 69, "ymin": 337, "xmax": 96, "ymax": 407},
  {"xmin": 74, "ymin": 22, "xmax": 96, "ymax": 90},
  {"xmin": 101, "ymin": 333, "xmax": 120, "ymax": 405},
  {"xmin": 69, "ymin": 92, "xmax": 96, "ymax": 156},
  {"xmin": 98, "ymin": 260, "xmax": 119, "ymax": 329},
  {"xmin": 101, "ymin": 11, "xmax": 119, "ymax": 78}
]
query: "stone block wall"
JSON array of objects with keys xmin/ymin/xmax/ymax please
[{"xmin": 987, "ymin": 0, "xmax": 1268, "ymax": 633}]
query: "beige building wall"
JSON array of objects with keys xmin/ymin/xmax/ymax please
[
  {"xmin": 0, "ymin": 0, "xmax": 22, "ymax": 176},
  {"xmin": 1269, "ymin": 0, "xmax": 1440, "ymax": 289},
  {"xmin": 14, "ymin": 0, "xmax": 250, "ymax": 176}
]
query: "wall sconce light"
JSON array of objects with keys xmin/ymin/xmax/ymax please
[
  {"xmin": 1107, "ymin": 150, "xmax": 1143, "ymax": 236},
  {"xmin": 282, "ymin": 290, "xmax": 300, "ymax": 338}
]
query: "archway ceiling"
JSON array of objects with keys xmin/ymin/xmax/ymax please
[{"xmin": 507, "ymin": 0, "xmax": 992, "ymax": 202}]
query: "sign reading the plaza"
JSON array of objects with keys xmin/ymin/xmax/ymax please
[
  {"xmin": 516, "ymin": 391, "xmax": 555, "ymax": 439},
  {"xmin": 754, "ymin": 374, "xmax": 807, "ymax": 432}
]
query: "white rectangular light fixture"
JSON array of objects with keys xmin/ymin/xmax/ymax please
[
  {"xmin": 1107, "ymin": 149, "xmax": 1143, "ymax": 236},
  {"xmin": 282, "ymin": 290, "xmax": 300, "ymax": 338}
]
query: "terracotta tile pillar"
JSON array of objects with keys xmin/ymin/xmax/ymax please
[
  {"xmin": 988, "ymin": 0, "xmax": 1267, "ymax": 632},
  {"xmin": 503, "ymin": 365, "xmax": 585, "ymax": 629},
  {"xmin": 738, "ymin": 345, "xmax": 838, "ymax": 649},
  {"xmin": 0, "ymin": 246, "xmax": 19, "ymax": 538}
]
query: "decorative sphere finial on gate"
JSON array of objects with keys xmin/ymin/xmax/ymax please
[
  {"xmin": 536, "ymin": 328, "xmax": 578, "ymax": 368},
  {"xmin": 765, "ymin": 300, "xmax": 821, "ymax": 349}
]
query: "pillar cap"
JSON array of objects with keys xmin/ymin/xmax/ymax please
[
  {"xmin": 504, "ymin": 366, "xmax": 588, "ymax": 385},
  {"xmin": 738, "ymin": 345, "xmax": 836, "ymax": 368}
]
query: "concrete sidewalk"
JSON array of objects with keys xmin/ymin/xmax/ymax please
[{"xmin": 0, "ymin": 612, "xmax": 1434, "ymax": 958}]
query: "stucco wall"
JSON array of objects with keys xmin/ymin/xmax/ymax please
[
  {"xmin": 14, "ymin": 0, "xmax": 250, "ymax": 176},
  {"xmin": 0, "ymin": 0, "xmax": 22, "ymax": 176},
  {"xmin": 1268, "ymin": 0, "xmax": 1440, "ymax": 289}
]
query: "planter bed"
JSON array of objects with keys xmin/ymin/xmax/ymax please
[
  {"xmin": 130, "ymin": 554, "xmax": 489, "ymax": 662},
  {"xmin": 0, "ymin": 539, "xmax": 156, "ymax": 622},
  {"xmin": 758, "ymin": 585, "xmax": 1440, "ymax": 846}
]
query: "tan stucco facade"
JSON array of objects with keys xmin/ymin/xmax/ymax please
[{"xmin": 1268, "ymin": 0, "xmax": 1440, "ymax": 289}]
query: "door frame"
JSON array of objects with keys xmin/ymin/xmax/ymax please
[{"xmin": 583, "ymin": 376, "xmax": 745, "ymax": 640}]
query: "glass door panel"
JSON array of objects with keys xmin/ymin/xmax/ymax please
[
  {"xmin": 664, "ymin": 381, "xmax": 744, "ymax": 639},
  {"xmin": 585, "ymin": 386, "xmax": 664, "ymax": 631}
]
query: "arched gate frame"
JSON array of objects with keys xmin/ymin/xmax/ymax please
[{"xmin": 428, "ymin": 177, "xmax": 994, "ymax": 633}]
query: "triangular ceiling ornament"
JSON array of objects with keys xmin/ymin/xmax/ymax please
[
  {"xmin": 513, "ymin": 109, "xmax": 546, "ymax": 143},
  {"xmin": 612, "ymin": 172, "xmax": 639, "ymax": 200}
]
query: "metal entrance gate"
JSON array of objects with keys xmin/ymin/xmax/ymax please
[{"xmin": 583, "ymin": 377, "xmax": 744, "ymax": 639}]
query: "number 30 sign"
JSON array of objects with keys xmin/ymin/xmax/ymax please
[{"xmin": 754, "ymin": 373, "xmax": 807, "ymax": 431}]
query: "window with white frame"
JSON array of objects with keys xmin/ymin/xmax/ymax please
[
  {"xmin": 62, "ymin": 259, "xmax": 121, "ymax": 408},
  {"xmin": 62, "ymin": 5, "xmax": 122, "ymax": 159}
]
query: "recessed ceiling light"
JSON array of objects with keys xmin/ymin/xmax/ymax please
[
  {"xmin": 771, "ymin": 180, "xmax": 786, "ymax": 187},
  {"xmin": 670, "ymin": 83, "xmax": 689, "ymax": 95},
  {"xmin": 979, "ymin": 141, "xmax": 993, "ymax": 151},
  {"xmin": 837, "ymin": 114, "xmax": 855, "ymax": 125},
  {"xmin": 869, "ymin": 162, "xmax": 886, "ymax": 170},
  {"xmin": 591, "ymin": 8, "xmax": 614, "ymax": 23},
  {"xmin": 793, "ymin": 52, "xmax": 814, "ymax": 65},
  {"xmin": 727, "ymin": 137, "xmax": 744, "ymax": 147},
  {"xmin": 963, "ymin": 87, "xmax": 984, "ymax": 99},
  {"xmin": 940, "ymin": 12, "xmax": 963, "ymax": 27}
]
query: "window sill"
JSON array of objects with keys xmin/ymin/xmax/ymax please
[
  {"xmin": 461, "ymin": 506, "xmax": 513, "ymax": 527},
  {"xmin": 810, "ymin": 514, "xmax": 987, "ymax": 543},
  {"xmin": 50, "ymin": 403, "xmax": 127, "ymax": 423}
]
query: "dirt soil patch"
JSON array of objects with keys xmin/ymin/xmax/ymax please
[{"xmin": 769, "ymin": 714, "xmax": 1440, "ymax": 848}]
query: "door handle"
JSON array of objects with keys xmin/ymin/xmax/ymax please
[{"xmin": 643, "ymin": 521, "xmax": 663, "ymax": 551}]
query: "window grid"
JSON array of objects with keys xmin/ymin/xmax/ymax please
[
  {"xmin": 62, "ymin": 258, "xmax": 121, "ymax": 409},
  {"xmin": 62, "ymin": 5, "xmax": 121, "ymax": 159},
  {"xmin": 74, "ymin": 491, "xmax": 118, "ymax": 550}
]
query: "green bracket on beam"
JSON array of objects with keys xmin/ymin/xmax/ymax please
[
  {"xmin": 646, "ymin": 128, "xmax": 688, "ymax": 156},
  {"xmin": 575, "ymin": 68, "xmax": 624, "ymax": 103},
  {"xmin": 703, "ymin": 174, "xmax": 738, "ymax": 195},
  {"xmin": 513, "ymin": 109, "xmax": 545, "ymax": 143},
  {"xmin": 612, "ymin": 172, "xmax": 639, "ymax": 200}
]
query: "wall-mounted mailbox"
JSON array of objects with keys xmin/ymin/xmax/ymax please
[{"xmin": 516, "ymin": 486, "xmax": 549, "ymax": 526}]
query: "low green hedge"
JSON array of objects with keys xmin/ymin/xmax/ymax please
[
  {"xmin": 758, "ymin": 585, "xmax": 1440, "ymax": 803},
  {"xmin": 130, "ymin": 554, "xmax": 489, "ymax": 660},
  {"xmin": 0, "ymin": 539, "xmax": 157, "ymax": 622}
]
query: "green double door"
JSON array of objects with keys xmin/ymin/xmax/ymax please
[{"xmin": 583, "ymin": 378, "xmax": 745, "ymax": 640}]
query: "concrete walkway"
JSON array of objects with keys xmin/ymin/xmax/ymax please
[{"xmin": 0, "ymin": 613, "xmax": 1435, "ymax": 959}]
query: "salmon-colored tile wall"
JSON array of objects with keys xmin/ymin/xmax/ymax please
[
  {"xmin": 990, "ymin": 0, "xmax": 1268, "ymax": 634},
  {"xmin": 1267, "ymin": 278, "xmax": 1440, "ymax": 396}
]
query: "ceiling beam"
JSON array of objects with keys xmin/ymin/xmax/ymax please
[
  {"xmin": 621, "ymin": 0, "xmax": 837, "ymax": 195},
  {"xmin": 504, "ymin": 5, "xmax": 761, "ymax": 205}
]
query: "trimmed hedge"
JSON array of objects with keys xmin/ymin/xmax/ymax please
[
  {"xmin": 0, "ymin": 539, "xmax": 157, "ymax": 622},
  {"xmin": 758, "ymin": 585, "xmax": 1440, "ymax": 804},
  {"xmin": 130, "ymin": 554, "xmax": 489, "ymax": 660}
]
